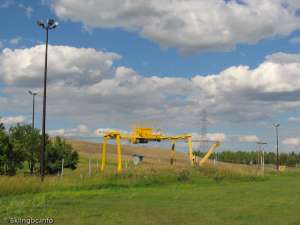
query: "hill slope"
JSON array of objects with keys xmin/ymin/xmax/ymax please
[{"xmin": 68, "ymin": 139, "xmax": 190, "ymax": 165}]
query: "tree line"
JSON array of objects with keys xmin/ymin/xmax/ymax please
[
  {"xmin": 0, "ymin": 118, "xmax": 79, "ymax": 176},
  {"xmin": 194, "ymin": 150, "xmax": 300, "ymax": 167}
]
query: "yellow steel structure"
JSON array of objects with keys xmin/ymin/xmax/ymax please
[
  {"xmin": 101, "ymin": 127, "xmax": 220, "ymax": 173},
  {"xmin": 199, "ymin": 141, "xmax": 220, "ymax": 166}
]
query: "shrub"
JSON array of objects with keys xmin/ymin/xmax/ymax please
[{"xmin": 177, "ymin": 169, "xmax": 190, "ymax": 182}]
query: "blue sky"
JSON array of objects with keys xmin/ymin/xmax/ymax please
[{"xmin": 1, "ymin": 0, "xmax": 300, "ymax": 152}]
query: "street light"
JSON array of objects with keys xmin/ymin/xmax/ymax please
[
  {"xmin": 28, "ymin": 90, "xmax": 38, "ymax": 128},
  {"xmin": 273, "ymin": 123, "xmax": 280, "ymax": 171},
  {"xmin": 37, "ymin": 19, "xmax": 58, "ymax": 182}
]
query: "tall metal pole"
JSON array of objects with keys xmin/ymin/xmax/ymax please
[
  {"xmin": 276, "ymin": 126, "xmax": 279, "ymax": 171},
  {"xmin": 41, "ymin": 27, "xmax": 49, "ymax": 182},
  {"xmin": 273, "ymin": 124, "xmax": 280, "ymax": 171},
  {"xmin": 37, "ymin": 19, "xmax": 58, "ymax": 182},
  {"xmin": 32, "ymin": 94, "xmax": 35, "ymax": 128}
]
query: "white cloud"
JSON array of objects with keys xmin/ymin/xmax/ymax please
[
  {"xmin": 0, "ymin": 45, "xmax": 120, "ymax": 86},
  {"xmin": 0, "ymin": 115, "xmax": 26, "ymax": 125},
  {"xmin": 239, "ymin": 135, "xmax": 259, "ymax": 142},
  {"xmin": 50, "ymin": 0, "xmax": 300, "ymax": 53},
  {"xmin": 288, "ymin": 117, "xmax": 300, "ymax": 122},
  {"xmin": 283, "ymin": 137, "xmax": 300, "ymax": 146},
  {"xmin": 266, "ymin": 52, "xmax": 300, "ymax": 64},
  {"xmin": 1, "ymin": 45, "xmax": 300, "ymax": 132}
]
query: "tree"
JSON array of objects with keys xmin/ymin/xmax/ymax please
[
  {"xmin": 0, "ymin": 119, "xmax": 4, "ymax": 130},
  {"xmin": 45, "ymin": 137, "xmax": 79, "ymax": 174},
  {"xmin": 0, "ymin": 120, "xmax": 10, "ymax": 175},
  {"xmin": 8, "ymin": 124, "xmax": 35, "ymax": 175},
  {"xmin": 11, "ymin": 125, "xmax": 41, "ymax": 174},
  {"xmin": 0, "ymin": 120, "xmax": 79, "ymax": 176}
]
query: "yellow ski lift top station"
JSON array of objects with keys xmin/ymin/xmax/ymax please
[{"xmin": 101, "ymin": 127, "xmax": 220, "ymax": 173}]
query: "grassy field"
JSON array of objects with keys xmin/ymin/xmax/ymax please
[{"xmin": 1, "ymin": 140, "xmax": 300, "ymax": 225}]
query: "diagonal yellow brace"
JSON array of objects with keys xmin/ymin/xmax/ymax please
[{"xmin": 199, "ymin": 142, "xmax": 220, "ymax": 166}]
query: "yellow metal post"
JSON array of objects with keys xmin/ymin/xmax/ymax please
[
  {"xmin": 188, "ymin": 137, "xmax": 194, "ymax": 165},
  {"xmin": 116, "ymin": 134, "xmax": 122, "ymax": 173},
  {"xmin": 101, "ymin": 136, "xmax": 108, "ymax": 172},
  {"xmin": 170, "ymin": 141, "xmax": 176, "ymax": 165}
]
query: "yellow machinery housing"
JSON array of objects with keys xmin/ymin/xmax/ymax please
[{"xmin": 101, "ymin": 127, "xmax": 220, "ymax": 173}]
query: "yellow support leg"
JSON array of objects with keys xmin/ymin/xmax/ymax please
[
  {"xmin": 101, "ymin": 137, "xmax": 108, "ymax": 172},
  {"xmin": 116, "ymin": 135, "xmax": 123, "ymax": 173},
  {"xmin": 188, "ymin": 137, "xmax": 194, "ymax": 166},
  {"xmin": 170, "ymin": 141, "xmax": 176, "ymax": 165}
]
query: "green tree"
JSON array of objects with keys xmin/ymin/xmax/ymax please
[
  {"xmin": 8, "ymin": 124, "xmax": 35, "ymax": 175},
  {"xmin": 0, "ymin": 120, "xmax": 10, "ymax": 174},
  {"xmin": 45, "ymin": 137, "xmax": 79, "ymax": 174}
]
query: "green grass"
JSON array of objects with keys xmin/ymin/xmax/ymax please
[{"xmin": 1, "ymin": 153, "xmax": 300, "ymax": 225}]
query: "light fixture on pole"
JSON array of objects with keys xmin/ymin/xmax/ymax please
[{"xmin": 37, "ymin": 19, "xmax": 58, "ymax": 182}]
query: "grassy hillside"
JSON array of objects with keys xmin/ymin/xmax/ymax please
[
  {"xmin": 0, "ymin": 140, "xmax": 300, "ymax": 225},
  {"xmin": 69, "ymin": 139, "xmax": 189, "ymax": 165}
]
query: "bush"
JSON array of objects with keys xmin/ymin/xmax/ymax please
[
  {"xmin": 177, "ymin": 169, "xmax": 190, "ymax": 182},
  {"xmin": 45, "ymin": 137, "xmax": 79, "ymax": 174}
]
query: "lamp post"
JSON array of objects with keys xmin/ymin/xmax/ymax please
[
  {"xmin": 28, "ymin": 91, "xmax": 38, "ymax": 128},
  {"xmin": 273, "ymin": 124, "xmax": 280, "ymax": 171},
  {"xmin": 37, "ymin": 19, "xmax": 58, "ymax": 181}
]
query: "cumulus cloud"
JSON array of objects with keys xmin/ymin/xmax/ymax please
[
  {"xmin": 50, "ymin": 0, "xmax": 300, "ymax": 53},
  {"xmin": 239, "ymin": 135, "xmax": 259, "ymax": 142},
  {"xmin": 283, "ymin": 137, "xmax": 300, "ymax": 146},
  {"xmin": 0, "ymin": 115, "xmax": 26, "ymax": 125},
  {"xmin": 1, "ymin": 45, "xmax": 300, "ymax": 133},
  {"xmin": 0, "ymin": 45, "xmax": 120, "ymax": 86}
]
